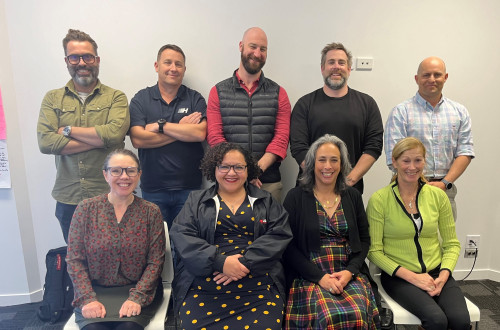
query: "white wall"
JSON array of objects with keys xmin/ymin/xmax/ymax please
[{"xmin": 1, "ymin": 0, "xmax": 498, "ymax": 304}]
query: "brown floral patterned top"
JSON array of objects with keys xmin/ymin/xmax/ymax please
[{"xmin": 66, "ymin": 194, "xmax": 165, "ymax": 308}]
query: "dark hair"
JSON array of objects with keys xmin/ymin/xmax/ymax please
[
  {"xmin": 157, "ymin": 44, "xmax": 186, "ymax": 62},
  {"xmin": 102, "ymin": 149, "xmax": 141, "ymax": 171},
  {"xmin": 201, "ymin": 143, "xmax": 262, "ymax": 182},
  {"xmin": 321, "ymin": 42, "xmax": 352, "ymax": 68},
  {"xmin": 299, "ymin": 134, "xmax": 352, "ymax": 194},
  {"xmin": 62, "ymin": 29, "xmax": 98, "ymax": 55}
]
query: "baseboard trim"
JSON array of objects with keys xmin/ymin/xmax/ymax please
[
  {"xmin": 0, "ymin": 288, "xmax": 43, "ymax": 307},
  {"xmin": 453, "ymin": 268, "xmax": 500, "ymax": 282}
]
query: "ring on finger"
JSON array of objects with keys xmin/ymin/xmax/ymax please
[{"xmin": 329, "ymin": 287, "xmax": 333, "ymax": 292}]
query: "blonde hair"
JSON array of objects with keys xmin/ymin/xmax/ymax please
[{"xmin": 391, "ymin": 137, "xmax": 427, "ymax": 183}]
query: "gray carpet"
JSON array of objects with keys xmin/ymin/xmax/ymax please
[{"xmin": 1, "ymin": 279, "xmax": 499, "ymax": 329}]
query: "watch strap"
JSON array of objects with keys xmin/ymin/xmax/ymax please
[{"xmin": 441, "ymin": 178, "xmax": 453, "ymax": 190}]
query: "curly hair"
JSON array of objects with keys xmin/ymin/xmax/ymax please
[
  {"xmin": 62, "ymin": 29, "xmax": 98, "ymax": 55},
  {"xmin": 299, "ymin": 134, "xmax": 352, "ymax": 194},
  {"xmin": 201, "ymin": 143, "xmax": 262, "ymax": 182}
]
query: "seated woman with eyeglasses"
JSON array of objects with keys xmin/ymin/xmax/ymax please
[
  {"xmin": 170, "ymin": 142, "xmax": 292, "ymax": 330},
  {"xmin": 66, "ymin": 149, "xmax": 165, "ymax": 330}
]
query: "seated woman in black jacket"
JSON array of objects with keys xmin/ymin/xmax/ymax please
[
  {"xmin": 170, "ymin": 142, "xmax": 292, "ymax": 330},
  {"xmin": 283, "ymin": 134, "xmax": 379, "ymax": 329}
]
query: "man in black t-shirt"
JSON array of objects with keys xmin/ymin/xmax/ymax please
[{"xmin": 290, "ymin": 42, "xmax": 383, "ymax": 194}]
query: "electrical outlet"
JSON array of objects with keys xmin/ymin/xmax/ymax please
[
  {"xmin": 464, "ymin": 248, "xmax": 478, "ymax": 258},
  {"xmin": 466, "ymin": 235, "xmax": 480, "ymax": 248},
  {"xmin": 356, "ymin": 57, "xmax": 373, "ymax": 70}
]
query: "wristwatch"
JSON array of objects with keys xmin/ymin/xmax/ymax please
[
  {"xmin": 157, "ymin": 119, "xmax": 167, "ymax": 133},
  {"xmin": 62, "ymin": 126, "xmax": 72, "ymax": 137},
  {"xmin": 441, "ymin": 178, "xmax": 453, "ymax": 190}
]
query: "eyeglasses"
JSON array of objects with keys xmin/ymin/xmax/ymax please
[
  {"xmin": 217, "ymin": 164, "xmax": 247, "ymax": 173},
  {"xmin": 66, "ymin": 54, "xmax": 97, "ymax": 65},
  {"xmin": 106, "ymin": 166, "xmax": 140, "ymax": 177}
]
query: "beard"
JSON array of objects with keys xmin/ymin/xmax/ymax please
[
  {"xmin": 324, "ymin": 74, "xmax": 347, "ymax": 90},
  {"xmin": 241, "ymin": 52, "xmax": 266, "ymax": 75},
  {"xmin": 68, "ymin": 64, "xmax": 99, "ymax": 88}
]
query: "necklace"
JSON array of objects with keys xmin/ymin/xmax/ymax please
[
  {"xmin": 313, "ymin": 189, "xmax": 339, "ymax": 209},
  {"xmin": 400, "ymin": 187, "xmax": 418, "ymax": 211},
  {"xmin": 219, "ymin": 192, "xmax": 245, "ymax": 214},
  {"xmin": 407, "ymin": 198, "xmax": 414, "ymax": 210}
]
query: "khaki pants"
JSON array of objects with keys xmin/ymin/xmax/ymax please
[
  {"xmin": 445, "ymin": 183, "xmax": 458, "ymax": 221},
  {"xmin": 261, "ymin": 181, "xmax": 283, "ymax": 202}
]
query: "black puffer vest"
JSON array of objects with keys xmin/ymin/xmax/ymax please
[{"xmin": 216, "ymin": 71, "xmax": 281, "ymax": 183}]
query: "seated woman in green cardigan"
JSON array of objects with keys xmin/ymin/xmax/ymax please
[{"xmin": 367, "ymin": 137, "xmax": 470, "ymax": 330}]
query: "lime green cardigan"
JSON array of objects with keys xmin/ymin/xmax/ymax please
[{"xmin": 366, "ymin": 181, "xmax": 460, "ymax": 276}]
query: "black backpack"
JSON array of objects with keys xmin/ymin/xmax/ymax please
[{"xmin": 37, "ymin": 246, "xmax": 74, "ymax": 323}]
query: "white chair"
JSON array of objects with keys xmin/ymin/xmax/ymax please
[
  {"xmin": 64, "ymin": 222, "xmax": 174, "ymax": 329},
  {"xmin": 368, "ymin": 262, "xmax": 480, "ymax": 329}
]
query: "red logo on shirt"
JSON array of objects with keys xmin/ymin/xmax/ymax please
[{"xmin": 56, "ymin": 254, "xmax": 62, "ymax": 271}]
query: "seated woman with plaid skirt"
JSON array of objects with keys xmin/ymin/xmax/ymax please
[{"xmin": 283, "ymin": 135, "xmax": 380, "ymax": 329}]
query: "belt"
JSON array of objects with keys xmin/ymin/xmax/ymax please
[{"xmin": 426, "ymin": 177, "xmax": 444, "ymax": 182}]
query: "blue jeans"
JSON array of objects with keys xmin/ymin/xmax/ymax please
[
  {"xmin": 142, "ymin": 189, "xmax": 193, "ymax": 229},
  {"xmin": 55, "ymin": 202, "xmax": 78, "ymax": 243}
]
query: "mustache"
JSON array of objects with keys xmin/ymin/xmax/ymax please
[{"xmin": 248, "ymin": 54, "xmax": 263, "ymax": 63}]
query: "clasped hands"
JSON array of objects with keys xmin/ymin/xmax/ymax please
[
  {"xmin": 82, "ymin": 299, "xmax": 141, "ymax": 319},
  {"xmin": 318, "ymin": 270, "xmax": 353, "ymax": 294},
  {"xmin": 412, "ymin": 272, "xmax": 448, "ymax": 297},
  {"xmin": 213, "ymin": 254, "xmax": 250, "ymax": 286}
]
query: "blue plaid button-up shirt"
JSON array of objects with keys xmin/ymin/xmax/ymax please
[{"xmin": 384, "ymin": 92, "xmax": 474, "ymax": 178}]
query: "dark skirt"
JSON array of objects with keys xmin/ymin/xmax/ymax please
[
  {"xmin": 179, "ymin": 275, "xmax": 284, "ymax": 330},
  {"xmin": 75, "ymin": 283, "xmax": 162, "ymax": 329}
]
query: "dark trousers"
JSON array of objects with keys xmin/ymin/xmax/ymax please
[
  {"xmin": 381, "ymin": 269, "xmax": 470, "ymax": 330},
  {"xmin": 55, "ymin": 202, "xmax": 77, "ymax": 243}
]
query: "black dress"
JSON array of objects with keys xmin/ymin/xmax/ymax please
[{"xmin": 179, "ymin": 196, "xmax": 284, "ymax": 330}]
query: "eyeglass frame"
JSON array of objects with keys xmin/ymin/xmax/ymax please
[
  {"xmin": 105, "ymin": 166, "xmax": 140, "ymax": 177},
  {"xmin": 66, "ymin": 54, "xmax": 98, "ymax": 65},
  {"xmin": 216, "ymin": 164, "xmax": 248, "ymax": 173}
]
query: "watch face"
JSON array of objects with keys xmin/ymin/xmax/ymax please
[
  {"xmin": 158, "ymin": 119, "xmax": 166, "ymax": 125},
  {"xmin": 441, "ymin": 180, "xmax": 452, "ymax": 189},
  {"xmin": 63, "ymin": 126, "xmax": 71, "ymax": 136}
]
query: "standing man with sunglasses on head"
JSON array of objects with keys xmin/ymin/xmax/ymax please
[
  {"xmin": 129, "ymin": 44, "xmax": 207, "ymax": 229},
  {"xmin": 37, "ymin": 29, "xmax": 130, "ymax": 242}
]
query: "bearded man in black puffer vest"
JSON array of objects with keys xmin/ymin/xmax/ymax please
[{"xmin": 207, "ymin": 27, "xmax": 291, "ymax": 202}]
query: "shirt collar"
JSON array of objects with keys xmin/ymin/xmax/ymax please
[
  {"xmin": 415, "ymin": 91, "xmax": 445, "ymax": 109},
  {"xmin": 65, "ymin": 79, "xmax": 102, "ymax": 96},
  {"xmin": 234, "ymin": 69, "xmax": 261, "ymax": 89},
  {"xmin": 152, "ymin": 83, "xmax": 186, "ymax": 102}
]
